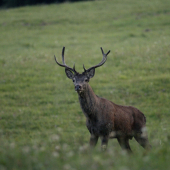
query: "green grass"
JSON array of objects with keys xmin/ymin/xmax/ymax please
[{"xmin": 0, "ymin": 0, "xmax": 170, "ymax": 169}]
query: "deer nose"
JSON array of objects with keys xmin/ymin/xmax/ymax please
[{"xmin": 75, "ymin": 85, "xmax": 82, "ymax": 91}]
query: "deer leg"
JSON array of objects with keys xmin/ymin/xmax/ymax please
[
  {"xmin": 89, "ymin": 135, "xmax": 98, "ymax": 148},
  {"xmin": 134, "ymin": 133, "xmax": 151, "ymax": 150},
  {"xmin": 101, "ymin": 136, "xmax": 109, "ymax": 151},
  {"xmin": 117, "ymin": 137, "xmax": 132, "ymax": 153}
]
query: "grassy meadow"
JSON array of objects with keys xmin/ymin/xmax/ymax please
[{"xmin": 0, "ymin": 0, "xmax": 170, "ymax": 169}]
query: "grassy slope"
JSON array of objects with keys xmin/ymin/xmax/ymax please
[{"xmin": 0, "ymin": 0, "xmax": 170, "ymax": 169}]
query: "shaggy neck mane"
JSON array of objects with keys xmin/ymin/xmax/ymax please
[{"xmin": 78, "ymin": 84, "xmax": 98, "ymax": 117}]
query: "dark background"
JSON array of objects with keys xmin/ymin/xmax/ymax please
[{"xmin": 0, "ymin": 0, "xmax": 92, "ymax": 8}]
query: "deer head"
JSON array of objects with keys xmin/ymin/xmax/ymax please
[{"xmin": 54, "ymin": 47, "xmax": 110, "ymax": 94}]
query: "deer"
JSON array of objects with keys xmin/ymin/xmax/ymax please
[{"xmin": 54, "ymin": 47, "xmax": 151, "ymax": 152}]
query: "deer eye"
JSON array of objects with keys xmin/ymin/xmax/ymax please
[{"xmin": 85, "ymin": 78, "xmax": 89, "ymax": 82}]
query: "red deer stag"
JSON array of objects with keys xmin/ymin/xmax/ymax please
[{"xmin": 54, "ymin": 47, "xmax": 151, "ymax": 152}]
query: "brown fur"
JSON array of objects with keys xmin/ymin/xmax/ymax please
[
  {"xmin": 77, "ymin": 83, "xmax": 151, "ymax": 152},
  {"xmin": 55, "ymin": 47, "xmax": 151, "ymax": 152}
]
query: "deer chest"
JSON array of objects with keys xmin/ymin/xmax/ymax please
[{"xmin": 86, "ymin": 119, "xmax": 112, "ymax": 136}]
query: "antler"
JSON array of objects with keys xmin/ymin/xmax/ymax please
[
  {"xmin": 83, "ymin": 47, "xmax": 110, "ymax": 72},
  {"xmin": 54, "ymin": 47, "xmax": 77, "ymax": 74}
]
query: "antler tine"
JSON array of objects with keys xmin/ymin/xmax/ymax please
[
  {"xmin": 73, "ymin": 63, "xmax": 76, "ymax": 72},
  {"xmin": 54, "ymin": 55, "xmax": 65, "ymax": 67},
  {"xmin": 62, "ymin": 47, "xmax": 66, "ymax": 65},
  {"xmin": 101, "ymin": 47, "xmax": 110, "ymax": 56},
  {"xmin": 85, "ymin": 47, "xmax": 110, "ymax": 72},
  {"xmin": 54, "ymin": 47, "xmax": 77, "ymax": 74},
  {"xmin": 83, "ymin": 64, "xmax": 86, "ymax": 72},
  {"xmin": 100, "ymin": 47, "xmax": 105, "ymax": 56}
]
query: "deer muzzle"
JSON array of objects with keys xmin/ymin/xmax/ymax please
[{"xmin": 75, "ymin": 85, "xmax": 82, "ymax": 92}]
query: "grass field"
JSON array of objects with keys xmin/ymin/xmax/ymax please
[{"xmin": 0, "ymin": 0, "xmax": 170, "ymax": 169}]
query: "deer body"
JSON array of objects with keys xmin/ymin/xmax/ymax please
[
  {"xmin": 78, "ymin": 82, "xmax": 148, "ymax": 151},
  {"xmin": 54, "ymin": 47, "xmax": 151, "ymax": 152}
]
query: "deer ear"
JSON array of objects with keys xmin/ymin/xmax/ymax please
[
  {"xmin": 65, "ymin": 68, "xmax": 74, "ymax": 79},
  {"xmin": 87, "ymin": 68, "xmax": 95, "ymax": 79}
]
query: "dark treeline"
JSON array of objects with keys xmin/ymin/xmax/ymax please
[{"xmin": 0, "ymin": 0, "xmax": 92, "ymax": 8}]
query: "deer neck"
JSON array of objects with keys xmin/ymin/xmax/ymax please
[{"xmin": 78, "ymin": 84, "xmax": 98, "ymax": 117}]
